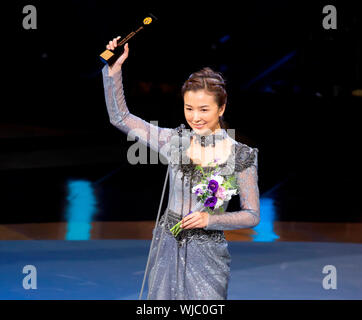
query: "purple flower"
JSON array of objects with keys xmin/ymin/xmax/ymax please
[
  {"xmin": 195, "ymin": 188, "xmax": 203, "ymax": 195},
  {"xmin": 204, "ymin": 196, "xmax": 217, "ymax": 208},
  {"xmin": 208, "ymin": 180, "xmax": 219, "ymax": 193}
]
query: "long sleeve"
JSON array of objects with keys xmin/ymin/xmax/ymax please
[
  {"xmin": 102, "ymin": 64, "xmax": 173, "ymax": 157},
  {"xmin": 204, "ymin": 148, "xmax": 260, "ymax": 230}
]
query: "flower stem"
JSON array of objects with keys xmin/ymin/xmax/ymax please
[{"xmin": 169, "ymin": 210, "xmax": 195, "ymax": 237}]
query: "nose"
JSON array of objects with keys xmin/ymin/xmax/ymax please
[{"xmin": 192, "ymin": 111, "xmax": 201, "ymax": 122}]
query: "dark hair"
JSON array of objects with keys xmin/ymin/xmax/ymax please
[{"xmin": 181, "ymin": 67, "xmax": 228, "ymax": 128}]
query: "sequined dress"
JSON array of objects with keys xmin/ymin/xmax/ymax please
[{"xmin": 102, "ymin": 65, "xmax": 260, "ymax": 300}]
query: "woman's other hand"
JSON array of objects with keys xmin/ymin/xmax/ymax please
[
  {"xmin": 181, "ymin": 211, "xmax": 209, "ymax": 229},
  {"xmin": 106, "ymin": 36, "xmax": 129, "ymax": 76}
]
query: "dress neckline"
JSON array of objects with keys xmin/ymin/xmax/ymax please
[
  {"xmin": 190, "ymin": 129, "xmax": 228, "ymax": 148},
  {"xmin": 186, "ymin": 136, "xmax": 235, "ymax": 169},
  {"xmin": 171, "ymin": 124, "xmax": 239, "ymax": 172}
]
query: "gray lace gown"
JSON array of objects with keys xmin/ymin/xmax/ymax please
[{"xmin": 102, "ymin": 65, "xmax": 260, "ymax": 300}]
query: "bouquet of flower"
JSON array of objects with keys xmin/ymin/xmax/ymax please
[{"xmin": 170, "ymin": 160, "xmax": 239, "ymax": 237}]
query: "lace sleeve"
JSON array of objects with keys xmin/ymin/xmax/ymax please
[
  {"xmin": 102, "ymin": 64, "xmax": 173, "ymax": 157},
  {"xmin": 204, "ymin": 147, "xmax": 260, "ymax": 230}
]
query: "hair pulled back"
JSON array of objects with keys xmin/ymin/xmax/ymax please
[{"xmin": 181, "ymin": 67, "xmax": 227, "ymax": 108}]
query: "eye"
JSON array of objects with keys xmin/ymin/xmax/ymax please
[
  {"xmin": 201, "ymin": 109, "xmax": 208, "ymax": 112},
  {"xmin": 185, "ymin": 107, "xmax": 192, "ymax": 111}
]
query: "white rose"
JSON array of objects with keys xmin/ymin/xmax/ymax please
[
  {"xmin": 210, "ymin": 175, "xmax": 224, "ymax": 186},
  {"xmin": 225, "ymin": 189, "xmax": 237, "ymax": 201},
  {"xmin": 214, "ymin": 198, "xmax": 224, "ymax": 209}
]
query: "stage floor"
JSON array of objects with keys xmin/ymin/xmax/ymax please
[{"xmin": 1, "ymin": 240, "xmax": 361, "ymax": 300}]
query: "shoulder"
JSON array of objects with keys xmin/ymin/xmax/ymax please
[
  {"xmin": 173, "ymin": 123, "xmax": 187, "ymax": 135},
  {"xmin": 155, "ymin": 124, "xmax": 181, "ymax": 142},
  {"xmin": 228, "ymin": 137, "xmax": 259, "ymax": 172},
  {"xmin": 168, "ymin": 123, "xmax": 191, "ymax": 143}
]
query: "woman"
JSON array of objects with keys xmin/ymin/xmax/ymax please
[{"xmin": 102, "ymin": 37, "xmax": 260, "ymax": 300}]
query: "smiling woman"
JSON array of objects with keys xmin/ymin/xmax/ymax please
[
  {"xmin": 101, "ymin": 37, "xmax": 260, "ymax": 300},
  {"xmin": 182, "ymin": 67, "xmax": 228, "ymax": 134}
]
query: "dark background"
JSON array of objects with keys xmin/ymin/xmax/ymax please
[{"xmin": 0, "ymin": 0, "xmax": 361, "ymax": 224}]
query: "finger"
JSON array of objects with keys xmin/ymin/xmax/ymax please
[
  {"xmin": 182, "ymin": 213, "xmax": 197, "ymax": 223},
  {"xmin": 183, "ymin": 221, "xmax": 200, "ymax": 229},
  {"xmin": 123, "ymin": 43, "xmax": 129, "ymax": 57},
  {"xmin": 182, "ymin": 216, "xmax": 198, "ymax": 228},
  {"xmin": 112, "ymin": 38, "xmax": 118, "ymax": 47},
  {"xmin": 181, "ymin": 217, "xmax": 191, "ymax": 228},
  {"xmin": 109, "ymin": 40, "xmax": 114, "ymax": 50}
]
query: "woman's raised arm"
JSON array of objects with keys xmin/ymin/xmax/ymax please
[{"xmin": 102, "ymin": 38, "xmax": 173, "ymax": 156}]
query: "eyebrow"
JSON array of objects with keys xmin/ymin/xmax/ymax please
[{"xmin": 185, "ymin": 104, "xmax": 210, "ymax": 108}]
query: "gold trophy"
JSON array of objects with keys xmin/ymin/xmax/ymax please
[{"xmin": 100, "ymin": 14, "xmax": 156, "ymax": 66}]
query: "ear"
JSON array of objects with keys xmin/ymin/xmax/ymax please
[{"xmin": 218, "ymin": 104, "xmax": 226, "ymax": 117}]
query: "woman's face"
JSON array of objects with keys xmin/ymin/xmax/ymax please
[{"xmin": 183, "ymin": 89, "xmax": 225, "ymax": 135}]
